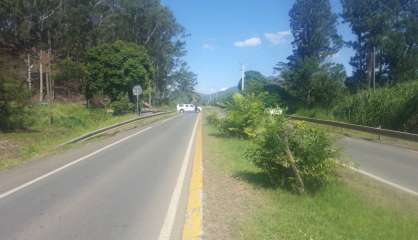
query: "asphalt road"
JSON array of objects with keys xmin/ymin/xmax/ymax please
[
  {"xmin": 338, "ymin": 137, "xmax": 418, "ymax": 194},
  {"xmin": 0, "ymin": 113, "xmax": 198, "ymax": 240}
]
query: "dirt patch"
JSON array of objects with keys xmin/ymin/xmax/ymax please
[
  {"xmin": 0, "ymin": 139, "xmax": 20, "ymax": 161},
  {"xmin": 203, "ymin": 140, "xmax": 263, "ymax": 240}
]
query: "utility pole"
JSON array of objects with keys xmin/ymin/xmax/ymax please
[{"xmin": 241, "ymin": 64, "xmax": 245, "ymax": 91}]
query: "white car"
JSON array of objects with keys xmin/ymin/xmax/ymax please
[{"xmin": 177, "ymin": 104, "xmax": 202, "ymax": 113}]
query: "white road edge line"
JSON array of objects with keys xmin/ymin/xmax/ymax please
[
  {"xmin": 160, "ymin": 114, "xmax": 180, "ymax": 124},
  {"xmin": 158, "ymin": 115, "xmax": 200, "ymax": 240},
  {"xmin": 0, "ymin": 126, "xmax": 153, "ymax": 200},
  {"xmin": 347, "ymin": 166, "xmax": 418, "ymax": 197}
]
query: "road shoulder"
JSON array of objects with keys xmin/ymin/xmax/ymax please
[{"xmin": 0, "ymin": 113, "xmax": 177, "ymax": 195}]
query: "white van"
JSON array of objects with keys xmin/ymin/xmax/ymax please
[{"xmin": 176, "ymin": 104, "xmax": 202, "ymax": 113}]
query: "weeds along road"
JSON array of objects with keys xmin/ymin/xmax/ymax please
[
  {"xmin": 339, "ymin": 137, "xmax": 418, "ymax": 194},
  {"xmin": 0, "ymin": 113, "xmax": 198, "ymax": 240}
]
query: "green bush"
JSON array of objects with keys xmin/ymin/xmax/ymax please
[
  {"xmin": 333, "ymin": 81, "xmax": 418, "ymax": 133},
  {"xmin": 110, "ymin": 94, "xmax": 134, "ymax": 115},
  {"xmin": 218, "ymin": 93, "xmax": 266, "ymax": 138},
  {"xmin": 247, "ymin": 115, "xmax": 337, "ymax": 192},
  {"xmin": 0, "ymin": 75, "xmax": 32, "ymax": 130},
  {"xmin": 86, "ymin": 41, "xmax": 153, "ymax": 102},
  {"xmin": 206, "ymin": 111, "xmax": 221, "ymax": 126}
]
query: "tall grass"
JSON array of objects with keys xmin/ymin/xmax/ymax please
[
  {"xmin": 333, "ymin": 81, "xmax": 418, "ymax": 133},
  {"xmin": 0, "ymin": 103, "xmax": 135, "ymax": 169}
]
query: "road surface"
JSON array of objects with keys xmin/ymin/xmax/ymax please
[
  {"xmin": 338, "ymin": 137, "xmax": 418, "ymax": 194},
  {"xmin": 0, "ymin": 113, "xmax": 198, "ymax": 240}
]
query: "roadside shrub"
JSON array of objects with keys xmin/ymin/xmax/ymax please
[
  {"xmin": 110, "ymin": 94, "xmax": 134, "ymax": 115},
  {"xmin": 0, "ymin": 75, "xmax": 32, "ymax": 130},
  {"xmin": 333, "ymin": 81, "xmax": 418, "ymax": 133},
  {"xmin": 218, "ymin": 93, "xmax": 266, "ymax": 138},
  {"xmin": 206, "ymin": 111, "xmax": 221, "ymax": 126},
  {"xmin": 247, "ymin": 115, "xmax": 337, "ymax": 193}
]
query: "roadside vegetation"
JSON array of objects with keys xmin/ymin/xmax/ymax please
[
  {"xmin": 0, "ymin": 104, "xmax": 134, "ymax": 170},
  {"xmin": 206, "ymin": 0, "xmax": 418, "ymax": 134},
  {"xmin": 0, "ymin": 0, "xmax": 198, "ymax": 131},
  {"xmin": 202, "ymin": 1, "xmax": 418, "ymax": 237},
  {"xmin": 204, "ymin": 108, "xmax": 418, "ymax": 239},
  {"xmin": 0, "ymin": 0, "xmax": 199, "ymax": 169},
  {"xmin": 0, "ymin": 103, "xmax": 176, "ymax": 170},
  {"xmin": 209, "ymin": 94, "xmax": 336, "ymax": 194}
]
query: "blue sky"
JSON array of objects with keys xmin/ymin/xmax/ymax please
[{"xmin": 162, "ymin": 0, "xmax": 356, "ymax": 94}]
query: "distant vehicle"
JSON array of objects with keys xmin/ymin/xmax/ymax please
[{"xmin": 177, "ymin": 104, "xmax": 202, "ymax": 113}]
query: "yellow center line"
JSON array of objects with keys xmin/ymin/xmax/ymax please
[{"xmin": 182, "ymin": 115, "xmax": 203, "ymax": 240}]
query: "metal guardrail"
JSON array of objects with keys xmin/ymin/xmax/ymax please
[
  {"xmin": 289, "ymin": 115, "xmax": 418, "ymax": 142},
  {"xmin": 63, "ymin": 111, "xmax": 174, "ymax": 145}
]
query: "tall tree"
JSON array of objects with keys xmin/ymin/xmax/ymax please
[
  {"xmin": 289, "ymin": 0, "xmax": 343, "ymax": 63},
  {"xmin": 280, "ymin": 0, "xmax": 345, "ymax": 106},
  {"xmin": 0, "ymin": 0, "xmax": 187, "ymax": 103},
  {"xmin": 342, "ymin": 0, "xmax": 418, "ymax": 89},
  {"xmin": 168, "ymin": 62, "xmax": 198, "ymax": 103},
  {"xmin": 85, "ymin": 41, "xmax": 154, "ymax": 102}
]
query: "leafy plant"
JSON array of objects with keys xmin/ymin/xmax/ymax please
[
  {"xmin": 0, "ymin": 74, "xmax": 32, "ymax": 130},
  {"xmin": 218, "ymin": 93, "xmax": 266, "ymax": 138},
  {"xmin": 333, "ymin": 81, "xmax": 418, "ymax": 133},
  {"xmin": 86, "ymin": 41, "xmax": 154, "ymax": 102},
  {"xmin": 110, "ymin": 94, "xmax": 134, "ymax": 115},
  {"xmin": 206, "ymin": 112, "xmax": 221, "ymax": 127},
  {"xmin": 247, "ymin": 115, "xmax": 337, "ymax": 193}
]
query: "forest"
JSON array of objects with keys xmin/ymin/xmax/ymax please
[{"xmin": 0, "ymin": 0, "xmax": 197, "ymax": 130}]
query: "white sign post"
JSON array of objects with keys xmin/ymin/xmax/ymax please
[{"xmin": 132, "ymin": 85, "xmax": 143, "ymax": 115}]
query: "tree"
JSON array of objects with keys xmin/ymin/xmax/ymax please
[
  {"xmin": 85, "ymin": 41, "xmax": 154, "ymax": 102},
  {"xmin": 289, "ymin": 0, "xmax": 343, "ymax": 63},
  {"xmin": 239, "ymin": 71, "xmax": 283, "ymax": 107},
  {"xmin": 0, "ymin": 0, "xmax": 187, "ymax": 103},
  {"xmin": 239, "ymin": 71, "xmax": 268, "ymax": 93},
  {"xmin": 279, "ymin": 0, "xmax": 344, "ymax": 107},
  {"xmin": 342, "ymin": 0, "xmax": 418, "ymax": 89},
  {"xmin": 168, "ymin": 62, "xmax": 198, "ymax": 103},
  {"xmin": 280, "ymin": 58, "xmax": 346, "ymax": 107},
  {"xmin": 0, "ymin": 71, "xmax": 31, "ymax": 130}
]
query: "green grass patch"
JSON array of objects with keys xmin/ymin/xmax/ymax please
[
  {"xmin": 0, "ymin": 103, "xmax": 137, "ymax": 170},
  {"xmin": 294, "ymin": 107, "xmax": 336, "ymax": 121},
  {"xmin": 203, "ymin": 111, "xmax": 418, "ymax": 240}
]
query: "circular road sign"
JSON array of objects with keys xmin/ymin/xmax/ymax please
[{"xmin": 133, "ymin": 85, "xmax": 143, "ymax": 96}]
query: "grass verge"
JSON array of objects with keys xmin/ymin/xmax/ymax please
[
  {"xmin": 203, "ymin": 111, "xmax": 418, "ymax": 240},
  {"xmin": 0, "ymin": 103, "xmax": 172, "ymax": 170}
]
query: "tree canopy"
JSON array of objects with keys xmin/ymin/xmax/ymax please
[
  {"xmin": 0, "ymin": 0, "xmax": 187, "ymax": 100},
  {"xmin": 85, "ymin": 40, "xmax": 154, "ymax": 102},
  {"xmin": 342, "ymin": 0, "xmax": 418, "ymax": 89},
  {"xmin": 279, "ymin": 0, "xmax": 345, "ymax": 107},
  {"xmin": 289, "ymin": 0, "xmax": 343, "ymax": 64}
]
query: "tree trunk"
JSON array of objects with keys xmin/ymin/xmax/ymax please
[
  {"xmin": 27, "ymin": 54, "xmax": 32, "ymax": 95},
  {"xmin": 39, "ymin": 50, "xmax": 44, "ymax": 103},
  {"xmin": 283, "ymin": 131, "xmax": 305, "ymax": 194}
]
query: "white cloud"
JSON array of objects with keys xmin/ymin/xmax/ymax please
[
  {"xmin": 220, "ymin": 87, "xmax": 228, "ymax": 91},
  {"xmin": 202, "ymin": 43, "xmax": 215, "ymax": 50},
  {"xmin": 264, "ymin": 31, "xmax": 292, "ymax": 45},
  {"xmin": 234, "ymin": 37, "xmax": 262, "ymax": 47}
]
